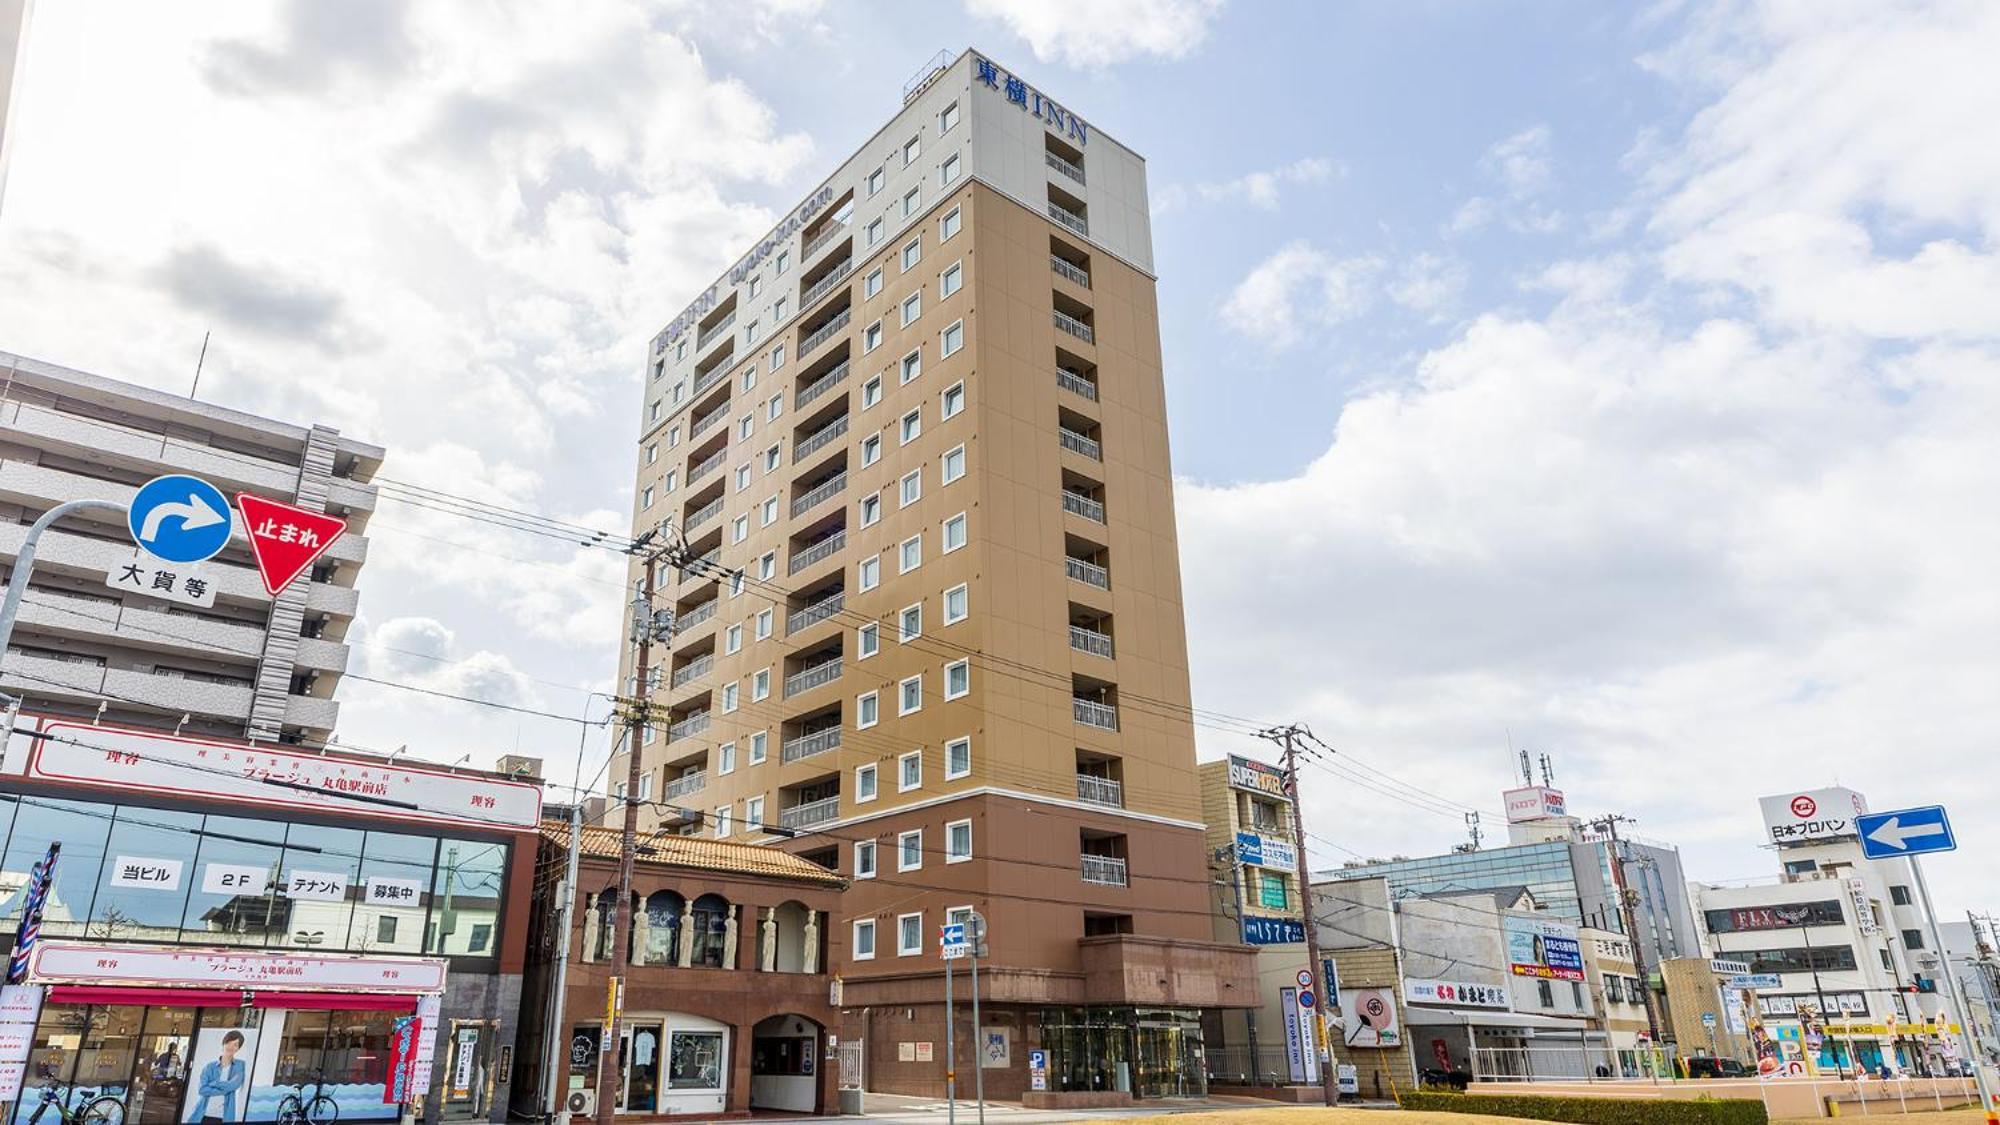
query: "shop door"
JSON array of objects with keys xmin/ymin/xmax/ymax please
[
  {"xmin": 129, "ymin": 1007, "xmax": 197, "ymax": 1125},
  {"xmin": 439, "ymin": 1020, "xmax": 497, "ymax": 1120}
]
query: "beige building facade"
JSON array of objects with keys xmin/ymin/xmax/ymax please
[{"xmin": 613, "ymin": 49, "xmax": 1251, "ymax": 1105}]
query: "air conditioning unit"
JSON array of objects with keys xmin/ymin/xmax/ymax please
[{"xmin": 566, "ymin": 1091, "xmax": 596, "ymax": 1117}]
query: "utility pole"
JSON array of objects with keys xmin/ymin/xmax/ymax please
[
  {"xmin": 1911, "ymin": 861, "xmax": 1997, "ymax": 1125},
  {"xmin": 1261, "ymin": 723, "xmax": 1336, "ymax": 1106},
  {"xmin": 1588, "ymin": 815, "xmax": 1663, "ymax": 1051},
  {"xmin": 594, "ymin": 527, "xmax": 679, "ymax": 1125}
]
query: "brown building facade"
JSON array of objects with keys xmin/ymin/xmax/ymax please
[{"xmin": 615, "ymin": 49, "xmax": 1251, "ymax": 1104}]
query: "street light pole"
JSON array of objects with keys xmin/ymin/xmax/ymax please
[{"xmin": 0, "ymin": 499, "xmax": 128, "ymax": 668}]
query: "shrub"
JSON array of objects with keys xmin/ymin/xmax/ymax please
[{"xmin": 1397, "ymin": 1090, "xmax": 1767, "ymax": 1125}]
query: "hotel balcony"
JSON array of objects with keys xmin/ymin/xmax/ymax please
[{"xmin": 1081, "ymin": 854, "xmax": 1129, "ymax": 887}]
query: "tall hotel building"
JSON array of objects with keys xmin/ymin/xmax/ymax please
[{"xmin": 616, "ymin": 51, "xmax": 1252, "ymax": 1102}]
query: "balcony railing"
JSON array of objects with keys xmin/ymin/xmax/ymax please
[
  {"xmin": 788, "ymin": 529, "xmax": 847, "ymax": 575},
  {"xmin": 664, "ymin": 771, "xmax": 707, "ymax": 799},
  {"xmin": 1050, "ymin": 255, "xmax": 1091, "ymax": 288},
  {"xmin": 779, "ymin": 793, "xmax": 841, "ymax": 829},
  {"xmin": 670, "ymin": 710, "xmax": 712, "ymax": 741},
  {"xmin": 785, "ymin": 658, "xmax": 843, "ymax": 698},
  {"xmin": 695, "ymin": 311, "xmax": 736, "ymax": 351},
  {"xmin": 1073, "ymin": 697, "xmax": 1118, "ymax": 730},
  {"xmin": 1062, "ymin": 491, "xmax": 1106, "ymax": 523},
  {"xmin": 791, "ymin": 471, "xmax": 847, "ymax": 517},
  {"xmin": 800, "ymin": 259, "xmax": 854, "ymax": 309},
  {"xmin": 670, "ymin": 654, "xmax": 714, "ymax": 689},
  {"xmin": 787, "ymin": 592, "xmax": 845, "ymax": 634},
  {"xmin": 792, "ymin": 414, "xmax": 849, "ymax": 463},
  {"xmin": 687, "ymin": 449, "xmax": 726, "ymax": 484},
  {"xmin": 1081, "ymin": 854, "xmax": 1129, "ymax": 886},
  {"xmin": 677, "ymin": 599, "xmax": 718, "ymax": 629},
  {"xmin": 1057, "ymin": 368, "xmax": 1099, "ymax": 401},
  {"xmin": 1069, "ymin": 625, "xmax": 1114, "ymax": 659},
  {"xmin": 682, "ymin": 549, "xmax": 721, "ymax": 583},
  {"xmin": 691, "ymin": 363, "xmax": 728, "ymax": 396},
  {"xmin": 1053, "ymin": 309, "xmax": 1095, "ymax": 344},
  {"xmin": 684, "ymin": 496, "xmax": 724, "ymax": 531},
  {"xmin": 1048, "ymin": 201, "xmax": 1089, "ymax": 235},
  {"xmin": 1059, "ymin": 428, "xmax": 1102, "ymax": 460},
  {"xmin": 802, "ymin": 221, "xmax": 848, "ymax": 260},
  {"xmin": 1065, "ymin": 557, "xmax": 1109, "ymax": 589},
  {"xmin": 799, "ymin": 307, "xmax": 852, "ymax": 358},
  {"xmin": 1046, "ymin": 150, "xmax": 1086, "ymax": 185},
  {"xmin": 782, "ymin": 726, "xmax": 842, "ymax": 764},
  {"xmin": 690, "ymin": 407, "xmax": 727, "ymax": 440},
  {"xmin": 794, "ymin": 360, "xmax": 851, "ymax": 410},
  {"xmin": 1076, "ymin": 774, "xmax": 1124, "ymax": 808}
]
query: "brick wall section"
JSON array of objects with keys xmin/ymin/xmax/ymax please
[{"xmin": 1327, "ymin": 946, "xmax": 1419, "ymax": 1100}]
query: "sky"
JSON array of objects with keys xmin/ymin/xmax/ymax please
[{"xmin": 0, "ymin": 0, "xmax": 1996, "ymax": 912}]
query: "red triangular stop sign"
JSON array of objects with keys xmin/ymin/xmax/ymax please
[{"xmin": 236, "ymin": 493, "xmax": 348, "ymax": 595}]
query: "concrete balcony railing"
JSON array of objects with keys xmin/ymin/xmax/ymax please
[
  {"xmin": 1073, "ymin": 697, "xmax": 1118, "ymax": 731},
  {"xmin": 791, "ymin": 472, "xmax": 847, "ymax": 518},
  {"xmin": 782, "ymin": 726, "xmax": 841, "ymax": 764},
  {"xmin": 788, "ymin": 529, "xmax": 846, "ymax": 576},
  {"xmin": 670, "ymin": 654, "xmax": 713, "ymax": 689},
  {"xmin": 687, "ymin": 449, "xmax": 726, "ymax": 484},
  {"xmin": 1069, "ymin": 625, "xmax": 1114, "ymax": 659},
  {"xmin": 802, "ymin": 221, "xmax": 848, "ymax": 260},
  {"xmin": 1053, "ymin": 309, "xmax": 1095, "ymax": 344},
  {"xmin": 1050, "ymin": 255, "xmax": 1090, "ymax": 288},
  {"xmin": 664, "ymin": 771, "xmax": 707, "ymax": 799},
  {"xmin": 690, "ymin": 407, "xmax": 727, "ymax": 440},
  {"xmin": 670, "ymin": 710, "xmax": 711, "ymax": 741},
  {"xmin": 1059, "ymin": 428, "xmax": 1102, "ymax": 461},
  {"xmin": 1065, "ymin": 556, "xmax": 1110, "ymax": 589},
  {"xmin": 1048, "ymin": 201, "xmax": 1088, "ymax": 236},
  {"xmin": 1057, "ymin": 368, "xmax": 1099, "ymax": 402},
  {"xmin": 779, "ymin": 794, "xmax": 840, "ymax": 830},
  {"xmin": 684, "ymin": 496, "xmax": 724, "ymax": 532},
  {"xmin": 799, "ymin": 307, "xmax": 852, "ymax": 359},
  {"xmin": 677, "ymin": 599, "xmax": 718, "ymax": 630},
  {"xmin": 792, "ymin": 415, "xmax": 849, "ymax": 464},
  {"xmin": 800, "ymin": 259, "xmax": 853, "ymax": 310},
  {"xmin": 293, "ymin": 636, "xmax": 350, "ymax": 675},
  {"xmin": 1076, "ymin": 774, "xmax": 1124, "ymax": 808},
  {"xmin": 1081, "ymin": 854, "xmax": 1128, "ymax": 886},
  {"xmin": 1045, "ymin": 150, "xmax": 1086, "ymax": 185},
  {"xmin": 691, "ymin": 364, "xmax": 728, "ymax": 397},
  {"xmin": 787, "ymin": 592, "xmax": 844, "ymax": 634},
  {"xmin": 794, "ymin": 360, "xmax": 851, "ymax": 411},
  {"xmin": 784, "ymin": 658, "xmax": 842, "ymax": 698},
  {"xmin": 695, "ymin": 311, "xmax": 736, "ymax": 352},
  {"xmin": 1062, "ymin": 491, "xmax": 1106, "ymax": 524}
]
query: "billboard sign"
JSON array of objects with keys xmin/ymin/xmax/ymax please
[
  {"xmin": 1502, "ymin": 786, "xmax": 1567, "ymax": 822},
  {"xmin": 1503, "ymin": 916, "xmax": 1585, "ymax": 981},
  {"xmin": 1758, "ymin": 787, "xmax": 1868, "ymax": 846},
  {"xmin": 1403, "ymin": 978, "xmax": 1510, "ymax": 1009},
  {"xmin": 1226, "ymin": 755, "xmax": 1289, "ymax": 798},
  {"xmin": 1242, "ymin": 917, "xmax": 1305, "ymax": 945},
  {"xmin": 1235, "ymin": 831, "xmax": 1298, "ymax": 870},
  {"xmin": 1340, "ymin": 988, "xmax": 1401, "ymax": 1048}
]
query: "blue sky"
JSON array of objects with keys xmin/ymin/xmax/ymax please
[{"xmin": 1, "ymin": 0, "xmax": 1997, "ymax": 911}]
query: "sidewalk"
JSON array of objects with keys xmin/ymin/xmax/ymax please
[{"xmin": 781, "ymin": 1092, "xmax": 1397, "ymax": 1123}]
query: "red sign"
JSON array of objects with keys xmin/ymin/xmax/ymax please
[
  {"xmin": 387, "ymin": 1016, "xmax": 422, "ymax": 1103},
  {"xmin": 1791, "ymin": 795, "xmax": 1817, "ymax": 818},
  {"xmin": 236, "ymin": 494, "xmax": 346, "ymax": 595}
]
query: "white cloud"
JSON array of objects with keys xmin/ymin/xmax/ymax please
[
  {"xmin": 1449, "ymin": 124, "xmax": 1564, "ymax": 235},
  {"xmin": 1155, "ymin": 157, "xmax": 1339, "ymax": 214},
  {"xmin": 1386, "ymin": 253, "xmax": 1468, "ymax": 318},
  {"xmin": 965, "ymin": 0, "xmax": 1226, "ymax": 68},
  {"xmin": 1220, "ymin": 242, "xmax": 1381, "ymax": 349}
]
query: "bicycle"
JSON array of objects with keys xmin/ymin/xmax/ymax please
[
  {"xmin": 275, "ymin": 1070, "xmax": 339, "ymax": 1125},
  {"xmin": 24, "ymin": 1080, "xmax": 125, "ymax": 1125}
]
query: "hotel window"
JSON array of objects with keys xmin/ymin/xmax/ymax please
[
  {"xmin": 945, "ymin": 658, "xmax": 970, "ymax": 699},
  {"xmin": 857, "ymin": 690, "xmax": 880, "ymax": 729},
  {"xmin": 900, "ymin": 469, "xmax": 922, "ymax": 508},
  {"xmin": 736, "ymin": 465, "xmax": 752, "ymax": 491},
  {"xmin": 946, "ymin": 820, "xmax": 973, "ymax": 863},
  {"xmin": 855, "ymin": 841, "xmax": 877, "ymax": 879},
  {"xmin": 645, "ymin": 443, "xmax": 659, "ymax": 465},
  {"xmin": 865, "ymin": 266, "xmax": 884, "ymax": 298},
  {"xmin": 942, "ymin": 443, "xmax": 966, "ymax": 483},
  {"xmin": 649, "ymin": 400, "xmax": 661, "ymax": 423},
  {"xmin": 869, "ymin": 167, "xmax": 885, "ymax": 196},
  {"xmin": 899, "ymin": 834, "xmax": 924, "ymax": 874},
  {"xmin": 898, "ymin": 911, "xmax": 923, "ymax": 954},
  {"xmin": 770, "ymin": 342, "xmax": 785, "ymax": 369},
  {"xmin": 719, "ymin": 741, "xmax": 737, "ymax": 774},
  {"xmin": 900, "ymin": 409, "xmax": 922, "ymax": 444},
  {"xmin": 725, "ymin": 623, "xmax": 742, "ymax": 654},
  {"xmin": 942, "ymin": 512, "xmax": 968, "ymax": 553},
  {"xmin": 899, "ymin": 749, "xmax": 922, "ymax": 792},
  {"xmin": 664, "ymin": 469, "xmax": 678, "ymax": 492},
  {"xmin": 940, "ymin": 261, "xmax": 962, "ymax": 298},
  {"xmin": 941, "ymin": 320, "xmax": 963, "ymax": 358},
  {"xmin": 940, "ymin": 101, "xmax": 960, "ymax": 132},
  {"xmin": 755, "ymin": 607, "xmax": 773, "ymax": 639},
  {"xmin": 745, "ymin": 796, "xmax": 764, "ymax": 831},
  {"xmin": 941, "ymin": 206, "xmax": 961, "ymax": 240},
  {"xmin": 668, "ymin": 424, "xmax": 681, "ymax": 448},
  {"xmin": 677, "ymin": 339, "xmax": 688, "ymax": 360},
  {"xmin": 767, "ymin": 395, "xmax": 783, "ymax": 421},
  {"xmin": 864, "ymin": 320, "xmax": 883, "ymax": 352},
  {"xmin": 944, "ymin": 583, "xmax": 968, "ymax": 624},
  {"xmin": 863, "ymin": 373, "xmax": 883, "ymax": 408},
  {"xmin": 743, "ymin": 367, "xmax": 758, "ymax": 393},
  {"xmin": 772, "ymin": 297, "xmax": 787, "ymax": 321},
  {"xmin": 903, "ymin": 136, "xmax": 920, "ymax": 166},
  {"xmin": 946, "ymin": 736, "xmax": 971, "ymax": 778},
  {"xmin": 899, "ymin": 603, "xmax": 922, "ymax": 642},
  {"xmin": 901, "ymin": 348, "xmax": 922, "ymax": 384},
  {"xmin": 722, "ymin": 682, "xmax": 739, "ymax": 713},
  {"xmin": 749, "ymin": 731, "xmax": 768, "ymax": 763},
  {"xmin": 731, "ymin": 514, "xmax": 749, "ymax": 544},
  {"xmin": 739, "ymin": 415, "xmax": 754, "ymax": 439},
  {"xmin": 899, "ymin": 535, "xmax": 922, "ymax": 573},
  {"xmin": 851, "ymin": 919, "xmax": 876, "ymax": 959},
  {"xmin": 751, "ymin": 668, "xmax": 770, "ymax": 702},
  {"xmin": 761, "ymin": 496, "xmax": 779, "ymax": 526},
  {"xmin": 859, "ymin": 554, "xmax": 881, "ymax": 591},
  {"xmin": 776, "ymin": 249, "xmax": 790, "ymax": 275},
  {"xmin": 858, "ymin": 622, "xmax": 880, "ymax": 658},
  {"xmin": 942, "ymin": 380, "xmax": 966, "ymax": 420},
  {"xmin": 861, "ymin": 432, "xmax": 883, "ymax": 466},
  {"xmin": 898, "ymin": 673, "xmax": 923, "ymax": 715},
  {"xmin": 903, "ymin": 186, "xmax": 921, "ymax": 218},
  {"xmin": 901, "ymin": 236, "xmax": 922, "ymax": 272},
  {"xmin": 715, "ymin": 805, "xmax": 733, "ymax": 838},
  {"xmin": 641, "ymin": 485, "xmax": 654, "ymax": 509},
  {"xmin": 860, "ymin": 492, "xmax": 882, "ymax": 528},
  {"xmin": 856, "ymin": 763, "xmax": 879, "ymax": 803},
  {"xmin": 749, "ymin": 276, "xmax": 763, "ymax": 299},
  {"xmin": 744, "ymin": 319, "xmax": 760, "ymax": 344},
  {"xmin": 866, "ymin": 217, "xmax": 884, "ymax": 246},
  {"xmin": 758, "ymin": 551, "xmax": 776, "ymax": 580},
  {"xmin": 941, "ymin": 154, "xmax": 961, "ymax": 186},
  {"xmin": 901, "ymin": 292, "xmax": 921, "ymax": 327}
]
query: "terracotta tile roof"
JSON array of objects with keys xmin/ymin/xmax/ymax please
[{"xmin": 540, "ymin": 821, "xmax": 846, "ymax": 888}]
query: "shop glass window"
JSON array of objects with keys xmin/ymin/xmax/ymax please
[
  {"xmin": 275, "ymin": 823, "xmax": 363, "ymax": 953},
  {"xmin": 176, "ymin": 813, "xmax": 287, "ymax": 949},
  {"xmin": 1, "ymin": 798, "xmax": 112, "ymax": 939},
  {"xmin": 667, "ymin": 1030, "xmax": 724, "ymax": 1089},
  {"xmin": 348, "ymin": 831, "xmax": 438, "ymax": 953},
  {"xmin": 427, "ymin": 839, "xmax": 508, "ymax": 956},
  {"xmin": 92, "ymin": 806, "xmax": 205, "ymax": 942}
]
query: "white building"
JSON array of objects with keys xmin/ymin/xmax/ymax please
[
  {"xmin": 1690, "ymin": 787, "xmax": 1959, "ymax": 1075},
  {"xmin": 0, "ymin": 350, "xmax": 380, "ymax": 744}
]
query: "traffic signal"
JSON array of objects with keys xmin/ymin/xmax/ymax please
[{"xmin": 1914, "ymin": 976, "xmax": 1938, "ymax": 994}]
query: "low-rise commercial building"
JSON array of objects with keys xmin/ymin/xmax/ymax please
[
  {"xmin": 1581, "ymin": 929, "xmax": 1651, "ymax": 1074},
  {"xmin": 1658, "ymin": 957, "xmax": 1753, "ymax": 1067}
]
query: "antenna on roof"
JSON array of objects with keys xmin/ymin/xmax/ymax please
[
  {"xmin": 1539, "ymin": 753, "xmax": 1555, "ymax": 787},
  {"xmin": 1517, "ymin": 745, "xmax": 1532, "ymax": 787}
]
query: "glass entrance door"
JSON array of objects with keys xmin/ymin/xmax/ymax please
[
  {"xmin": 1133, "ymin": 1012, "xmax": 1206, "ymax": 1099},
  {"xmin": 130, "ymin": 1007, "xmax": 196, "ymax": 1125}
]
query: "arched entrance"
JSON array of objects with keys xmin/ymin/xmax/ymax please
[{"xmin": 749, "ymin": 1013, "xmax": 823, "ymax": 1113}]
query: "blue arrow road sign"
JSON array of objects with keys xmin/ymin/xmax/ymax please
[
  {"xmin": 127, "ymin": 475, "xmax": 232, "ymax": 564},
  {"xmin": 1856, "ymin": 805, "xmax": 1955, "ymax": 859}
]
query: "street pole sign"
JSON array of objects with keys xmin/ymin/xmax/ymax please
[
  {"xmin": 1856, "ymin": 806, "xmax": 1956, "ymax": 859},
  {"xmin": 126, "ymin": 475, "xmax": 231, "ymax": 564},
  {"xmin": 940, "ymin": 921, "xmax": 970, "ymax": 960},
  {"xmin": 236, "ymin": 493, "xmax": 346, "ymax": 595}
]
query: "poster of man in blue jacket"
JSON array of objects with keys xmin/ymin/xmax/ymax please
[{"xmin": 182, "ymin": 1029, "xmax": 256, "ymax": 1124}]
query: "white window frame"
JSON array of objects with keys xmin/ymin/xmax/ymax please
[
  {"xmin": 719, "ymin": 741, "xmax": 737, "ymax": 775},
  {"xmin": 725, "ymin": 624, "xmax": 743, "ymax": 654},
  {"xmin": 856, "ymin": 840, "xmax": 878, "ymax": 879},
  {"xmin": 898, "ymin": 602, "xmax": 922, "ymax": 643},
  {"xmin": 868, "ymin": 167, "xmax": 885, "ymax": 196},
  {"xmin": 861, "ymin": 432, "xmax": 883, "ymax": 466},
  {"xmin": 722, "ymin": 681, "xmax": 740, "ymax": 713},
  {"xmin": 903, "ymin": 135, "xmax": 920, "ymax": 166},
  {"xmin": 901, "ymin": 236, "xmax": 922, "ymax": 272},
  {"xmin": 902, "ymin": 185, "xmax": 921, "ymax": 218},
  {"xmin": 860, "ymin": 492, "xmax": 883, "ymax": 528},
  {"xmin": 900, "ymin": 469, "xmax": 922, "ymax": 508},
  {"xmin": 755, "ymin": 607, "xmax": 773, "ymax": 640},
  {"xmin": 901, "ymin": 292, "xmax": 921, "ymax": 328},
  {"xmin": 856, "ymin": 763, "xmax": 879, "ymax": 804},
  {"xmin": 897, "ymin": 910, "xmax": 923, "ymax": 955},
  {"xmin": 941, "ymin": 153, "xmax": 961, "ymax": 186},
  {"xmin": 945, "ymin": 735, "xmax": 972, "ymax": 779},
  {"xmin": 901, "ymin": 348, "xmax": 922, "ymax": 384},
  {"xmin": 940, "ymin": 101, "xmax": 960, "ymax": 132},
  {"xmin": 714, "ymin": 805, "xmax": 733, "ymax": 838},
  {"xmin": 900, "ymin": 409, "xmax": 922, "ymax": 444},
  {"xmin": 859, "ymin": 554, "xmax": 881, "ymax": 591},
  {"xmin": 865, "ymin": 266, "xmax": 884, "ymax": 299},
  {"xmin": 944, "ymin": 583, "xmax": 969, "ymax": 625},
  {"xmin": 945, "ymin": 819, "xmax": 973, "ymax": 863},
  {"xmin": 943, "ymin": 512, "xmax": 968, "ymax": 553},
  {"xmin": 866, "ymin": 217, "xmax": 884, "ymax": 246},
  {"xmin": 853, "ymin": 917, "xmax": 877, "ymax": 960},
  {"xmin": 761, "ymin": 495, "xmax": 780, "ymax": 527},
  {"xmin": 941, "ymin": 205, "xmax": 961, "ymax": 240},
  {"xmin": 898, "ymin": 749, "xmax": 922, "ymax": 792},
  {"xmin": 864, "ymin": 320, "xmax": 883, "ymax": 352},
  {"xmin": 945, "ymin": 658, "xmax": 970, "ymax": 700},
  {"xmin": 858, "ymin": 622, "xmax": 880, "ymax": 659},
  {"xmin": 898, "ymin": 673, "xmax": 923, "ymax": 716},
  {"xmin": 900, "ymin": 535, "xmax": 922, "ymax": 574},
  {"xmin": 751, "ymin": 667, "xmax": 771, "ymax": 702},
  {"xmin": 942, "ymin": 441, "xmax": 966, "ymax": 481},
  {"xmin": 898, "ymin": 831, "xmax": 924, "ymax": 873},
  {"xmin": 749, "ymin": 731, "xmax": 768, "ymax": 764},
  {"xmin": 857, "ymin": 690, "xmax": 880, "ymax": 729},
  {"xmin": 746, "ymin": 795, "xmax": 764, "ymax": 831},
  {"xmin": 941, "ymin": 261, "xmax": 962, "ymax": 299},
  {"xmin": 942, "ymin": 320, "xmax": 964, "ymax": 358},
  {"xmin": 862, "ymin": 373, "xmax": 883, "ymax": 408}
]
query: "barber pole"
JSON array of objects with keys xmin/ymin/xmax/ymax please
[{"xmin": 6, "ymin": 843, "xmax": 59, "ymax": 984}]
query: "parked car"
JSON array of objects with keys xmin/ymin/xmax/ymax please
[{"xmin": 1688, "ymin": 1057, "xmax": 1748, "ymax": 1078}]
